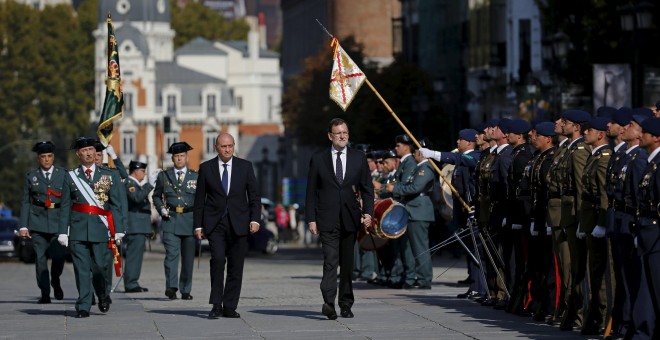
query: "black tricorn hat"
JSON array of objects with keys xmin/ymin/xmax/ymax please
[
  {"xmin": 129, "ymin": 161, "xmax": 147, "ymax": 172},
  {"xmin": 94, "ymin": 141, "xmax": 106, "ymax": 152},
  {"xmin": 395, "ymin": 134, "xmax": 414, "ymax": 145},
  {"xmin": 167, "ymin": 142, "xmax": 193, "ymax": 154},
  {"xmin": 32, "ymin": 141, "xmax": 55, "ymax": 154},
  {"xmin": 353, "ymin": 144, "xmax": 370, "ymax": 153},
  {"xmin": 382, "ymin": 149, "xmax": 398, "ymax": 159},
  {"xmin": 70, "ymin": 137, "xmax": 97, "ymax": 150}
]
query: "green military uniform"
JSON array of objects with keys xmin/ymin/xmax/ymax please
[
  {"xmin": 477, "ymin": 147, "xmax": 496, "ymax": 228},
  {"xmin": 579, "ymin": 142, "xmax": 612, "ymax": 334},
  {"xmin": 557, "ymin": 134, "xmax": 590, "ymax": 330},
  {"xmin": 123, "ymin": 169, "xmax": 154, "ymax": 291},
  {"xmin": 20, "ymin": 162, "xmax": 67, "ymax": 302},
  {"xmin": 389, "ymin": 153, "xmax": 417, "ymax": 287},
  {"xmin": 392, "ymin": 159, "xmax": 435, "ymax": 288},
  {"xmin": 60, "ymin": 162, "xmax": 125, "ymax": 314},
  {"xmin": 153, "ymin": 167, "xmax": 198, "ymax": 297}
]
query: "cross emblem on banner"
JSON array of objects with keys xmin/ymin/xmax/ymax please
[{"xmin": 329, "ymin": 39, "xmax": 366, "ymax": 111}]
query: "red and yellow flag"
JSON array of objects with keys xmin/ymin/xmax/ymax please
[{"xmin": 329, "ymin": 38, "xmax": 366, "ymax": 111}]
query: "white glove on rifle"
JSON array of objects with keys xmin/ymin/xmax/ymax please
[
  {"xmin": 576, "ymin": 225, "xmax": 586, "ymax": 240},
  {"xmin": 501, "ymin": 218, "xmax": 507, "ymax": 227},
  {"xmin": 591, "ymin": 225, "xmax": 607, "ymax": 238},
  {"xmin": 161, "ymin": 208, "xmax": 170, "ymax": 218},
  {"xmin": 115, "ymin": 233, "xmax": 125, "ymax": 245},
  {"xmin": 57, "ymin": 234, "xmax": 68, "ymax": 247},
  {"xmin": 546, "ymin": 226, "xmax": 552, "ymax": 235},
  {"xmin": 418, "ymin": 148, "xmax": 441, "ymax": 161},
  {"xmin": 529, "ymin": 222, "xmax": 538, "ymax": 236},
  {"xmin": 634, "ymin": 236, "xmax": 638, "ymax": 248},
  {"xmin": 511, "ymin": 223, "xmax": 523, "ymax": 230},
  {"xmin": 148, "ymin": 169, "xmax": 161, "ymax": 187},
  {"xmin": 105, "ymin": 144, "xmax": 117, "ymax": 160}
]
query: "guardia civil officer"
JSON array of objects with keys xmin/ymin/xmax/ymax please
[
  {"xmin": 19, "ymin": 141, "xmax": 67, "ymax": 303},
  {"xmin": 153, "ymin": 142, "xmax": 197, "ymax": 300},
  {"xmin": 123, "ymin": 161, "xmax": 157, "ymax": 293}
]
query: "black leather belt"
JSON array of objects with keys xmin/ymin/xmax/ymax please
[
  {"xmin": 638, "ymin": 209, "xmax": 658, "ymax": 220},
  {"xmin": 613, "ymin": 201, "xmax": 636, "ymax": 215},
  {"xmin": 31, "ymin": 199, "xmax": 60, "ymax": 209},
  {"xmin": 581, "ymin": 194, "xmax": 599, "ymax": 203},
  {"xmin": 168, "ymin": 206, "xmax": 193, "ymax": 214}
]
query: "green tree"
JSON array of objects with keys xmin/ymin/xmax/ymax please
[{"xmin": 170, "ymin": 0, "xmax": 249, "ymax": 49}]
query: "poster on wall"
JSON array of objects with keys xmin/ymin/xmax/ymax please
[{"xmin": 593, "ymin": 64, "xmax": 631, "ymax": 109}]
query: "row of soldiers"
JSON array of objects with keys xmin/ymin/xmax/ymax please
[
  {"xmin": 19, "ymin": 137, "xmax": 198, "ymax": 318},
  {"xmin": 407, "ymin": 105, "xmax": 660, "ymax": 339}
]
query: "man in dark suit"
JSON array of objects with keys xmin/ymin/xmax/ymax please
[
  {"xmin": 306, "ymin": 118, "xmax": 374, "ymax": 320},
  {"xmin": 193, "ymin": 133, "xmax": 261, "ymax": 319}
]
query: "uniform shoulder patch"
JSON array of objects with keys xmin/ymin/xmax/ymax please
[{"xmin": 129, "ymin": 187, "xmax": 136, "ymax": 193}]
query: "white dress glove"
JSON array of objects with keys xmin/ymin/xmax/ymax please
[
  {"xmin": 161, "ymin": 208, "xmax": 169, "ymax": 218},
  {"xmin": 148, "ymin": 169, "xmax": 161, "ymax": 187},
  {"xmin": 115, "ymin": 232, "xmax": 125, "ymax": 245},
  {"xmin": 418, "ymin": 148, "xmax": 441, "ymax": 161},
  {"xmin": 546, "ymin": 226, "xmax": 552, "ymax": 235},
  {"xmin": 634, "ymin": 236, "xmax": 638, "ymax": 248},
  {"xmin": 576, "ymin": 225, "xmax": 586, "ymax": 239},
  {"xmin": 511, "ymin": 223, "xmax": 523, "ymax": 230},
  {"xmin": 57, "ymin": 234, "xmax": 68, "ymax": 247},
  {"xmin": 501, "ymin": 218, "xmax": 507, "ymax": 227},
  {"xmin": 529, "ymin": 222, "xmax": 538, "ymax": 236},
  {"xmin": 591, "ymin": 225, "xmax": 607, "ymax": 238},
  {"xmin": 105, "ymin": 144, "xmax": 117, "ymax": 159}
]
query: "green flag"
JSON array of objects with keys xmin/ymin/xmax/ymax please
[{"xmin": 97, "ymin": 14, "xmax": 124, "ymax": 144}]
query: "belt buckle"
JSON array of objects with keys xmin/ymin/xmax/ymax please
[
  {"xmin": 176, "ymin": 206, "xmax": 183, "ymax": 214},
  {"xmin": 49, "ymin": 203, "xmax": 55, "ymax": 209}
]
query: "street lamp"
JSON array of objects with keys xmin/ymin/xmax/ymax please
[{"xmin": 620, "ymin": 1, "xmax": 654, "ymax": 106}]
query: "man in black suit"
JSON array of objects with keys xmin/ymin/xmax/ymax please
[
  {"xmin": 193, "ymin": 133, "xmax": 261, "ymax": 319},
  {"xmin": 306, "ymin": 118, "xmax": 375, "ymax": 320}
]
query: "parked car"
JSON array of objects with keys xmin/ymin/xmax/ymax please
[{"xmin": 0, "ymin": 217, "xmax": 18, "ymax": 258}]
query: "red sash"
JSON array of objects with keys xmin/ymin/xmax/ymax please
[{"xmin": 72, "ymin": 203, "xmax": 122, "ymax": 276}]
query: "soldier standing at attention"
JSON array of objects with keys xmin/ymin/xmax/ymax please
[
  {"xmin": 123, "ymin": 161, "xmax": 158, "ymax": 293},
  {"xmin": 556, "ymin": 109, "xmax": 591, "ymax": 331},
  {"xmin": 578, "ymin": 117, "xmax": 612, "ymax": 335},
  {"xmin": 58, "ymin": 137, "xmax": 125, "ymax": 318},
  {"xmin": 153, "ymin": 142, "xmax": 197, "ymax": 300},
  {"xmin": 19, "ymin": 141, "xmax": 67, "ymax": 304}
]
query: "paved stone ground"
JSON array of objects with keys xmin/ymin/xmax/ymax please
[{"xmin": 0, "ymin": 242, "xmax": 587, "ymax": 339}]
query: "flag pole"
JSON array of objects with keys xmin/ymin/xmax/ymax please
[
  {"xmin": 316, "ymin": 19, "xmax": 471, "ymax": 213},
  {"xmin": 363, "ymin": 80, "xmax": 471, "ymax": 212}
]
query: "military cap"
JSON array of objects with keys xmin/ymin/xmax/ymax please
[
  {"xmin": 634, "ymin": 107, "xmax": 653, "ymax": 118},
  {"xmin": 167, "ymin": 141, "xmax": 193, "ymax": 154},
  {"xmin": 129, "ymin": 160, "xmax": 147, "ymax": 172},
  {"xmin": 562, "ymin": 109, "xmax": 591, "ymax": 123},
  {"xmin": 32, "ymin": 141, "xmax": 55, "ymax": 154},
  {"xmin": 596, "ymin": 106, "xmax": 617, "ymax": 119},
  {"xmin": 587, "ymin": 117, "xmax": 609, "ymax": 131},
  {"xmin": 353, "ymin": 144, "xmax": 370, "ymax": 153},
  {"xmin": 655, "ymin": 100, "xmax": 660, "ymax": 111},
  {"xmin": 94, "ymin": 141, "xmax": 106, "ymax": 152},
  {"xmin": 535, "ymin": 122, "xmax": 556, "ymax": 137},
  {"xmin": 458, "ymin": 129, "xmax": 478, "ymax": 142},
  {"xmin": 507, "ymin": 119, "xmax": 531, "ymax": 134},
  {"xmin": 475, "ymin": 122, "xmax": 488, "ymax": 133},
  {"xmin": 486, "ymin": 119, "xmax": 500, "ymax": 128},
  {"xmin": 372, "ymin": 150, "xmax": 384, "ymax": 160},
  {"xmin": 418, "ymin": 138, "xmax": 433, "ymax": 149},
  {"xmin": 497, "ymin": 118, "xmax": 511, "ymax": 133},
  {"xmin": 613, "ymin": 107, "xmax": 633, "ymax": 126},
  {"xmin": 395, "ymin": 134, "xmax": 414, "ymax": 145},
  {"xmin": 382, "ymin": 149, "xmax": 398, "ymax": 159},
  {"xmin": 70, "ymin": 137, "xmax": 97, "ymax": 150},
  {"xmin": 641, "ymin": 117, "xmax": 660, "ymax": 137}
]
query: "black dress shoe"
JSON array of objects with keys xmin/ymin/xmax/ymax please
[
  {"xmin": 165, "ymin": 288, "xmax": 177, "ymax": 299},
  {"xmin": 222, "ymin": 309, "xmax": 240, "ymax": 318},
  {"xmin": 125, "ymin": 287, "xmax": 147, "ymax": 293},
  {"xmin": 38, "ymin": 296, "xmax": 51, "ymax": 304},
  {"xmin": 208, "ymin": 307, "xmax": 222, "ymax": 319},
  {"xmin": 340, "ymin": 307, "xmax": 354, "ymax": 318},
  {"xmin": 181, "ymin": 293, "xmax": 193, "ymax": 300},
  {"xmin": 75, "ymin": 310, "xmax": 90, "ymax": 318},
  {"xmin": 53, "ymin": 285, "xmax": 64, "ymax": 300},
  {"xmin": 493, "ymin": 299, "xmax": 508, "ymax": 310},
  {"xmin": 457, "ymin": 290, "xmax": 475, "ymax": 299},
  {"xmin": 388, "ymin": 282, "xmax": 404, "ymax": 289},
  {"xmin": 321, "ymin": 303, "xmax": 337, "ymax": 320},
  {"xmin": 98, "ymin": 297, "xmax": 110, "ymax": 313},
  {"xmin": 481, "ymin": 298, "xmax": 497, "ymax": 306}
]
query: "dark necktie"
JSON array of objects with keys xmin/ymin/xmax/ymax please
[
  {"xmin": 85, "ymin": 168, "xmax": 92, "ymax": 181},
  {"xmin": 177, "ymin": 170, "xmax": 184, "ymax": 185},
  {"xmin": 45, "ymin": 172, "xmax": 50, "ymax": 181},
  {"xmin": 335, "ymin": 151, "xmax": 343, "ymax": 185},
  {"xmin": 222, "ymin": 164, "xmax": 229, "ymax": 193}
]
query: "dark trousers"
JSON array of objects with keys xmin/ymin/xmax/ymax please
[
  {"xmin": 31, "ymin": 231, "xmax": 65, "ymax": 297},
  {"xmin": 124, "ymin": 233, "xmax": 147, "ymax": 290},
  {"xmin": 207, "ymin": 215, "xmax": 247, "ymax": 310},
  {"xmin": 320, "ymin": 224, "xmax": 355, "ymax": 308},
  {"xmin": 70, "ymin": 240, "xmax": 109, "ymax": 312},
  {"xmin": 162, "ymin": 232, "xmax": 195, "ymax": 294}
]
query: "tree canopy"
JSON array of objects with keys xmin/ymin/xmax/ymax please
[{"xmin": 170, "ymin": 0, "xmax": 249, "ymax": 49}]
